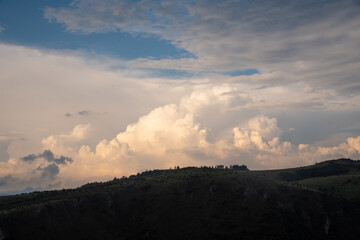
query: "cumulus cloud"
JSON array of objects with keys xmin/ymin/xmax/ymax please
[
  {"xmin": 0, "ymin": 125, "xmax": 87, "ymax": 194},
  {"xmin": 0, "ymin": 154, "xmax": 70, "ymax": 195},
  {"xmin": 41, "ymin": 124, "xmax": 90, "ymax": 155},
  {"xmin": 88, "ymin": 87, "xmax": 360, "ymax": 170},
  {"xmin": 318, "ymin": 136, "xmax": 360, "ymax": 158},
  {"xmin": 46, "ymin": 86, "xmax": 236, "ymax": 180},
  {"xmin": 0, "ymin": 150, "xmax": 72, "ymax": 192},
  {"xmin": 231, "ymin": 117, "xmax": 360, "ymax": 168},
  {"xmin": 47, "ymin": 86, "xmax": 360, "ymax": 176}
]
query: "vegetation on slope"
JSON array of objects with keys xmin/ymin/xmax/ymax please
[
  {"xmin": 256, "ymin": 158, "xmax": 360, "ymax": 198},
  {"xmin": 0, "ymin": 160, "xmax": 359, "ymax": 240}
]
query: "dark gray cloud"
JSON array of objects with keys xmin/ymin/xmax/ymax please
[
  {"xmin": 20, "ymin": 150, "xmax": 73, "ymax": 165},
  {"xmin": 65, "ymin": 113, "xmax": 72, "ymax": 117},
  {"xmin": 78, "ymin": 110, "xmax": 90, "ymax": 116},
  {"xmin": 21, "ymin": 154, "xmax": 38, "ymax": 162},
  {"xmin": 0, "ymin": 175, "xmax": 13, "ymax": 187},
  {"xmin": 39, "ymin": 163, "xmax": 60, "ymax": 179},
  {"xmin": 0, "ymin": 140, "xmax": 10, "ymax": 162},
  {"xmin": 55, "ymin": 155, "xmax": 74, "ymax": 165}
]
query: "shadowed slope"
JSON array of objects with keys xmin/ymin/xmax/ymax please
[{"xmin": 1, "ymin": 161, "xmax": 360, "ymax": 239}]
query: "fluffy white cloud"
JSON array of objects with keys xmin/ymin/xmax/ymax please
[
  {"xmin": 68, "ymin": 96, "xmax": 360, "ymax": 175},
  {"xmin": 318, "ymin": 136, "xmax": 360, "ymax": 157},
  {"xmin": 42, "ymin": 88, "xmax": 360, "ymax": 172},
  {"xmin": 0, "ymin": 152, "xmax": 68, "ymax": 194},
  {"xmin": 0, "ymin": 124, "xmax": 90, "ymax": 194},
  {"xmin": 234, "ymin": 117, "xmax": 281, "ymax": 150},
  {"xmin": 42, "ymin": 124, "xmax": 91, "ymax": 156},
  {"xmin": 62, "ymin": 86, "xmax": 238, "ymax": 178}
]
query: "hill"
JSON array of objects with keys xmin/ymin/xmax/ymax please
[
  {"xmin": 255, "ymin": 158, "xmax": 360, "ymax": 198},
  {"xmin": 0, "ymin": 159, "xmax": 360, "ymax": 239}
]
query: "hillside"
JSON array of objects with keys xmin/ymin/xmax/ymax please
[
  {"xmin": 255, "ymin": 158, "xmax": 360, "ymax": 198},
  {"xmin": 0, "ymin": 159, "xmax": 360, "ymax": 240}
]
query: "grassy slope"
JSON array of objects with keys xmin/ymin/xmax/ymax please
[{"xmin": 254, "ymin": 158, "xmax": 360, "ymax": 198}]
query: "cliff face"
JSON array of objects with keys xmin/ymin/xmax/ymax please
[{"xmin": 1, "ymin": 163, "xmax": 360, "ymax": 240}]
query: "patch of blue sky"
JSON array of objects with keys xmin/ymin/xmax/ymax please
[
  {"xmin": 143, "ymin": 68, "xmax": 194, "ymax": 79},
  {"xmin": 224, "ymin": 69, "xmax": 259, "ymax": 76},
  {"xmin": 337, "ymin": 128, "xmax": 360, "ymax": 134},
  {"xmin": 189, "ymin": 69, "xmax": 259, "ymax": 77},
  {"xmin": 0, "ymin": 0, "xmax": 192, "ymax": 60},
  {"xmin": 142, "ymin": 67, "xmax": 260, "ymax": 79}
]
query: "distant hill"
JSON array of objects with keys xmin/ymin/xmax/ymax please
[
  {"xmin": 1, "ymin": 159, "xmax": 360, "ymax": 240},
  {"xmin": 255, "ymin": 158, "xmax": 360, "ymax": 199}
]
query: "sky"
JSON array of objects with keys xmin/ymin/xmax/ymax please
[{"xmin": 0, "ymin": 0, "xmax": 360, "ymax": 195}]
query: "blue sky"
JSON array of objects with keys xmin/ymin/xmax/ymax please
[
  {"xmin": 0, "ymin": 0, "xmax": 258, "ymax": 77},
  {"xmin": 0, "ymin": 0, "xmax": 191, "ymax": 60},
  {"xmin": 0, "ymin": 0, "xmax": 359, "ymax": 194}
]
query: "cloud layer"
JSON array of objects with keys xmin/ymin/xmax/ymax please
[{"xmin": 45, "ymin": 0, "xmax": 360, "ymax": 93}]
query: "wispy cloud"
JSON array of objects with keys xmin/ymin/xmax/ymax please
[{"xmin": 44, "ymin": 0, "xmax": 188, "ymax": 35}]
